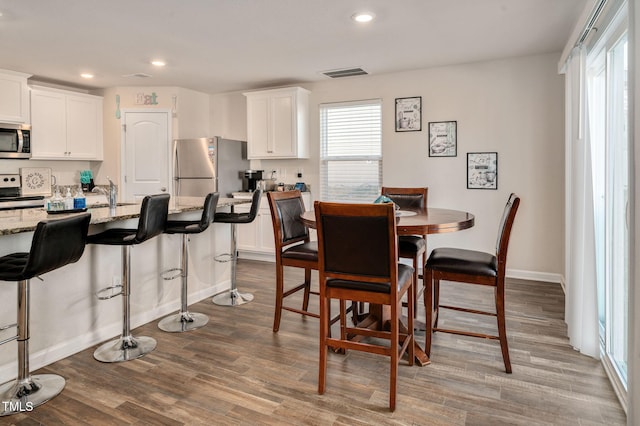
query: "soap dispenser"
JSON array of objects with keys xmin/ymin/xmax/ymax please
[
  {"xmin": 74, "ymin": 184, "xmax": 86, "ymax": 209},
  {"xmin": 64, "ymin": 187, "xmax": 74, "ymax": 210}
]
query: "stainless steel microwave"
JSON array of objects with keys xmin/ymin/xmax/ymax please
[{"xmin": 0, "ymin": 123, "xmax": 31, "ymax": 159}]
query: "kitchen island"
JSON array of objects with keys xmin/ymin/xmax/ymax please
[{"xmin": 0, "ymin": 196, "xmax": 250, "ymax": 383}]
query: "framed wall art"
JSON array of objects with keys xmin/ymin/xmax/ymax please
[
  {"xmin": 395, "ymin": 96, "xmax": 421, "ymax": 132},
  {"xmin": 467, "ymin": 152, "xmax": 498, "ymax": 189},
  {"xmin": 428, "ymin": 121, "xmax": 457, "ymax": 157}
]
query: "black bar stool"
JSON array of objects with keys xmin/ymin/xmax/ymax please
[
  {"xmin": 212, "ymin": 189, "xmax": 261, "ymax": 306},
  {"xmin": 88, "ymin": 194, "xmax": 170, "ymax": 363},
  {"xmin": 0, "ymin": 213, "xmax": 90, "ymax": 416},
  {"xmin": 159, "ymin": 192, "xmax": 219, "ymax": 332}
]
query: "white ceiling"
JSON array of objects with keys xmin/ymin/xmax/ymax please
[{"xmin": 0, "ymin": 0, "xmax": 587, "ymax": 94}]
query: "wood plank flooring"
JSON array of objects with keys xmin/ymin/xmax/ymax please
[{"xmin": 4, "ymin": 259, "xmax": 626, "ymax": 425}]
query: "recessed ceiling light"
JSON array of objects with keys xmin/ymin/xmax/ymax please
[
  {"xmin": 80, "ymin": 73, "xmax": 94, "ymax": 79},
  {"xmin": 351, "ymin": 12, "xmax": 375, "ymax": 23},
  {"xmin": 151, "ymin": 60, "xmax": 166, "ymax": 67}
]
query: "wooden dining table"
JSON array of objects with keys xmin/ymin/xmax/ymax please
[{"xmin": 300, "ymin": 206, "xmax": 475, "ymax": 366}]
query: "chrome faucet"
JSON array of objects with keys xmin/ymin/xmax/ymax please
[{"xmin": 92, "ymin": 177, "xmax": 117, "ymax": 208}]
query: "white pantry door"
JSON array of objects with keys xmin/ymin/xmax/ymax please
[{"xmin": 121, "ymin": 110, "xmax": 171, "ymax": 202}]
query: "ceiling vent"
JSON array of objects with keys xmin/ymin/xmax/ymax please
[
  {"xmin": 321, "ymin": 67, "xmax": 368, "ymax": 78},
  {"xmin": 122, "ymin": 73, "xmax": 153, "ymax": 78}
]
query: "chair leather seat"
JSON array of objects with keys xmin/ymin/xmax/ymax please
[
  {"xmin": 281, "ymin": 241, "xmax": 318, "ymax": 262},
  {"xmin": 87, "ymin": 229, "xmax": 138, "ymax": 245},
  {"xmin": 426, "ymin": 247, "xmax": 497, "ymax": 277},
  {"xmin": 398, "ymin": 235, "xmax": 425, "ymax": 254},
  {"xmin": 0, "ymin": 253, "xmax": 30, "ymax": 281},
  {"xmin": 327, "ymin": 264, "xmax": 414, "ymax": 294},
  {"xmin": 215, "ymin": 212, "xmax": 255, "ymax": 224},
  {"xmin": 165, "ymin": 220, "xmax": 205, "ymax": 234}
]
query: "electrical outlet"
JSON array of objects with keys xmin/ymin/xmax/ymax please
[{"xmin": 297, "ymin": 168, "xmax": 303, "ymax": 179}]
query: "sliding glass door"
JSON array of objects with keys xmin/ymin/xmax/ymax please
[{"xmin": 587, "ymin": 15, "xmax": 629, "ymax": 389}]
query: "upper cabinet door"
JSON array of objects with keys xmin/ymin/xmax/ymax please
[
  {"xmin": 66, "ymin": 94, "xmax": 103, "ymax": 159},
  {"xmin": 0, "ymin": 70, "xmax": 31, "ymax": 123},
  {"xmin": 244, "ymin": 87, "xmax": 309, "ymax": 159},
  {"xmin": 30, "ymin": 86, "xmax": 103, "ymax": 160}
]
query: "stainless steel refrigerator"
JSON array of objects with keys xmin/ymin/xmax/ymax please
[{"xmin": 173, "ymin": 137, "xmax": 249, "ymax": 198}]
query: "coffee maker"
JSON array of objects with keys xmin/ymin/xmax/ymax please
[{"xmin": 243, "ymin": 169, "xmax": 263, "ymax": 192}]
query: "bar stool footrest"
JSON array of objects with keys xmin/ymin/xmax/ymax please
[
  {"xmin": 214, "ymin": 253, "xmax": 233, "ymax": 263},
  {"xmin": 161, "ymin": 268, "xmax": 183, "ymax": 281},
  {"xmin": 96, "ymin": 285, "xmax": 123, "ymax": 300},
  {"xmin": 0, "ymin": 374, "xmax": 65, "ymax": 416}
]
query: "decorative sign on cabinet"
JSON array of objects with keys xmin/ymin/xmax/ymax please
[
  {"xmin": 0, "ymin": 69, "xmax": 31, "ymax": 124},
  {"xmin": 30, "ymin": 86, "xmax": 104, "ymax": 160},
  {"xmin": 243, "ymin": 86, "xmax": 309, "ymax": 159}
]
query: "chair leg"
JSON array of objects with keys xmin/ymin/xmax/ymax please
[
  {"xmin": 412, "ymin": 255, "xmax": 419, "ymax": 318},
  {"xmin": 0, "ymin": 279, "xmax": 65, "ymax": 415},
  {"xmin": 433, "ymin": 278, "xmax": 441, "ymax": 329},
  {"xmin": 94, "ymin": 246, "xmax": 157, "ymax": 362},
  {"xmin": 495, "ymin": 284, "xmax": 512, "ymax": 373},
  {"xmin": 159, "ymin": 234, "xmax": 209, "ymax": 332},
  {"xmin": 424, "ymin": 268, "xmax": 433, "ymax": 357},
  {"xmin": 389, "ymin": 293, "xmax": 399, "ymax": 412},
  {"xmin": 302, "ymin": 268, "xmax": 311, "ymax": 312},
  {"xmin": 273, "ymin": 263, "xmax": 285, "ymax": 332},
  {"xmin": 318, "ymin": 291, "xmax": 329, "ymax": 395},
  {"xmin": 213, "ymin": 223, "xmax": 254, "ymax": 306}
]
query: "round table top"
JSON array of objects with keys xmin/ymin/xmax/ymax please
[{"xmin": 300, "ymin": 207, "xmax": 474, "ymax": 235}]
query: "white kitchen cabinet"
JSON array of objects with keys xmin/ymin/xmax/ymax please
[
  {"xmin": 30, "ymin": 86, "xmax": 103, "ymax": 160},
  {"xmin": 0, "ymin": 70, "xmax": 31, "ymax": 123},
  {"xmin": 233, "ymin": 192, "xmax": 312, "ymax": 261},
  {"xmin": 244, "ymin": 87, "xmax": 309, "ymax": 159}
]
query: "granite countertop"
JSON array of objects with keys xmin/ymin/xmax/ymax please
[{"xmin": 0, "ymin": 196, "xmax": 249, "ymax": 235}]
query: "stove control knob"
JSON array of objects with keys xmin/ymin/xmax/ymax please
[
  {"xmin": 10, "ymin": 177, "xmax": 16, "ymax": 182},
  {"xmin": 2, "ymin": 177, "xmax": 7, "ymax": 182}
]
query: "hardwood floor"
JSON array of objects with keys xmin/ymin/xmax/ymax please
[{"xmin": 5, "ymin": 259, "xmax": 626, "ymax": 425}]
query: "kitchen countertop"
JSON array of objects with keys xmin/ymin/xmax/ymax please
[{"xmin": 0, "ymin": 196, "xmax": 249, "ymax": 235}]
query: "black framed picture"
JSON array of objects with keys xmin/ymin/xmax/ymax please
[
  {"xmin": 395, "ymin": 96, "xmax": 421, "ymax": 132},
  {"xmin": 467, "ymin": 152, "xmax": 498, "ymax": 189},
  {"xmin": 428, "ymin": 121, "xmax": 457, "ymax": 157}
]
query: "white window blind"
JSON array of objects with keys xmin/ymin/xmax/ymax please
[{"xmin": 319, "ymin": 99, "xmax": 382, "ymax": 202}]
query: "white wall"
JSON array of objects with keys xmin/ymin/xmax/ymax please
[{"xmin": 210, "ymin": 52, "xmax": 565, "ymax": 280}]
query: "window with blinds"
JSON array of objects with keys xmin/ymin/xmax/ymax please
[{"xmin": 319, "ymin": 99, "xmax": 382, "ymax": 202}]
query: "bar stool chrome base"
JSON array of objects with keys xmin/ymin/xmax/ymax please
[
  {"xmin": 93, "ymin": 335, "xmax": 157, "ymax": 363},
  {"xmin": 158, "ymin": 311, "xmax": 209, "ymax": 332},
  {"xmin": 212, "ymin": 288, "xmax": 254, "ymax": 306},
  {"xmin": 0, "ymin": 374, "xmax": 65, "ymax": 416}
]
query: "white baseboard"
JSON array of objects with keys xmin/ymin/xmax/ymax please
[
  {"xmin": 0, "ymin": 280, "xmax": 229, "ymax": 384},
  {"xmin": 506, "ymin": 268, "xmax": 564, "ymax": 284},
  {"xmin": 238, "ymin": 251, "xmax": 275, "ymax": 263}
]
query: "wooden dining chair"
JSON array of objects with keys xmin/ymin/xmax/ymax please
[
  {"xmin": 315, "ymin": 201, "xmax": 414, "ymax": 411},
  {"xmin": 381, "ymin": 186, "xmax": 428, "ymax": 313},
  {"xmin": 267, "ymin": 190, "xmax": 319, "ymax": 332},
  {"xmin": 424, "ymin": 193, "xmax": 520, "ymax": 373}
]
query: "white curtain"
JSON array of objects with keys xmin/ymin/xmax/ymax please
[{"xmin": 564, "ymin": 46, "xmax": 600, "ymax": 358}]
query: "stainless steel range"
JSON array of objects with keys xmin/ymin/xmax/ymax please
[{"xmin": 0, "ymin": 174, "xmax": 45, "ymax": 210}]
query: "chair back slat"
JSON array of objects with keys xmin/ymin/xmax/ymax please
[{"xmin": 495, "ymin": 193, "xmax": 520, "ymax": 264}]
